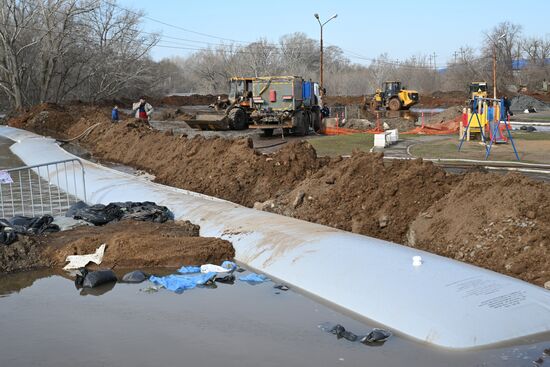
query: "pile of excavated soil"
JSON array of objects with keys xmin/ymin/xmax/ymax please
[
  {"xmin": 62, "ymin": 109, "xmax": 324, "ymax": 207},
  {"xmin": 7, "ymin": 104, "xmax": 550, "ymax": 286},
  {"xmin": 159, "ymin": 94, "xmax": 224, "ymax": 106},
  {"xmin": 418, "ymin": 91, "xmax": 466, "ymax": 108},
  {"xmin": 263, "ymin": 153, "xmax": 457, "ymax": 244},
  {"xmin": 0, "ymin": 220, "xmax": 234, "ymax": 273},
  {"xmin": 323, "ymin": 95, "xmax": 364, "ymax": 106},
  {"xmin": 510, "ymin": 94, "xmax": 550, "ymax": 112},
  {"xmin": 408, "ymin": 173, "xmax": 550, "ymax": 286},
  {"xmin": 425, "ymin": 106, "xmax": 463, "ymax": 124}
]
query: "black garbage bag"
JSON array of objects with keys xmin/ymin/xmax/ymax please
[
  {"xmin": 75, "ymin": 268, "xmax": 118, "ymax": 288},
  {"xmin": 330, "ymin": 324, "xmax": 358, "ymax": 342},
  {"xmin": 9, "ymin": 215, "xmax": 60, "ymax": 234},
  {"xmin": 0, "ymin": 215, "xmax": 60, "ymax": 245},
  {"xmin": 0, "ymin": 218, "xmax": 17, "ymax": 246},
  {"xmin": 68, "ymin": 201, "xmax": 172, "ymax": 226},
  {"xmin": 70, "ymin": 202, "xmax": 124, "ymax": 225},
  {"xmin": 114, "ymin": 201, "xmax": 173, "ymax": 223},
  {"xmin": 121, "ymin": 270, "xmax": 149, "ymax": 283}
]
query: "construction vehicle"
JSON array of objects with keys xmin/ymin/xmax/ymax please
[
  {"xmin": 186, "ymin": 77, "xmax": 254, "ymax": 130},
  {"xmin": 469, "ymin": 81, "xmax": 488, "ymax": 100},
  {"xmin": 369, "ymin": 81, "xmax": 419, "ymax": 111},
  {"xmin": 468, "ymin": 81, "xmax": 489, "ymax": 111},
  {"xmin": 186, "ymin": 76, "xmax": 321, "ymax": 136}
]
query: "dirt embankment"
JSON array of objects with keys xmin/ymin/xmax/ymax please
[
  {"xmin": 408, "ymin": 173, "xmax": 550, "ymax": 285},
  {"xmin": 0, "ymin": 220, "xmax": 234, "ymax": 273},
  {"xmin": 263, "ymin": 153, "xmax": 457, "ymax": 244},
  {"xmin": 7, "ymin": 103, "xmax": 550, "ymax": 286}
]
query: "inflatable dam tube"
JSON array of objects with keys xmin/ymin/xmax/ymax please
[{"xmin": 2, "ymin": 126, "xmax": 550, "ymax": 350}]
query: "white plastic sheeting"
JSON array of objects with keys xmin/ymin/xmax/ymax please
[{"xmin": 2, "ymin": 126, "xmax": 550, "ymax": 349}]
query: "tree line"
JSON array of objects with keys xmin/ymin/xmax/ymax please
[{"xmin": 1, "ymin": 1, "xmax": 548, "ymax": 110}]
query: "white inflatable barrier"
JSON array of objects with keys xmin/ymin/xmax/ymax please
[{"xmin": 2, "ymin": 126, "xmax": 550, "ymax": 349}]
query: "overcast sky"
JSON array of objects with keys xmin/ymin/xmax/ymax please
[{"xmin": 118, "ymin": 0, "xmax": 550, "ymax": 66}]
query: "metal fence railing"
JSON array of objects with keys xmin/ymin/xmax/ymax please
[{"xmin": 0, "ymin": 159, "xmax": 87, "ymax": 218}]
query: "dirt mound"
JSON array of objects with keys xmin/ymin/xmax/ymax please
[
  {"xmin": 0, "ymin": 220, "xmax": 234, "ymax": 273},
  {"xmin": 8, "ymin": 103, "xmax": 550, "ymax": 286},
  {"xmin": 418, "ymin": 91, "xmax": 466, "ymax": 108},
  {"xmin": 323, "ymin": 95, "xmax": 364, "ymax": 106},
  {"xmin": 265, "ymin": 153, "xmax": 457, "ymax": 244},
  {"xmin": 510, "ymin": 94, "xmax": 550, "ymax": 112},
  {"xmin": 7, "ymin": 103, "xmax": 75, "ymax": 138},
  {"xmin": 159, "ymin": 94, "xmax": 224, "ymax": 106},
  {"xmin": 409, "ymin": 173, "xmax": 550, "ymax": 286},
  {"xmin": 425, "ymin": 106, "xmax": 463, "ymax": 124}
]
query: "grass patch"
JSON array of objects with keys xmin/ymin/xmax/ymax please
[
  {"xmin": 410, "ymin": 134, "xmax": 550, "ymax": 164},
  {"xmin": 309, "ymin": 134, "xmax": 374, "ymax": 156}
]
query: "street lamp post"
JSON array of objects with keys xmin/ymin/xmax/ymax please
[
  {"xmin": 314, "ymin": 13, "xmax": 337, "ymax": 98},
  {"xmin": 492, "ymin": 33, "xmax": 507, "ymax": 99}
]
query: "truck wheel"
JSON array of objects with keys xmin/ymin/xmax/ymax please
[
  {"xmin": 293, "ymin": 111, "xmax": 307, "ymax": 136},
  {"xmin": 388, "ymin": 98, "xmax": 402, "ymax": 111},
  {"xmin": 228, "ymin": 108, "xmax": 248, "ymax": 130},
  {"xmin": 262, "ymin": 128, "xmax": 274, "ymax": 137}
]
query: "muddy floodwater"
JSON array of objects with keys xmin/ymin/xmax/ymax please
[
  {"xmin": 1, "ymin": 135, "xmax": 550, "ymax": 366},
  {"xmin": 1, "ymin": 269, "xmax": 550, "ymax": 367}
]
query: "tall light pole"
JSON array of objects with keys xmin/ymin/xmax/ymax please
[
  {"xmin": 492, "ymin": 33, "xmax": 507, "ymax": 99},
  {"xmin": 314, "ymin": 13, "xmax": 337, "ymax": 98}
]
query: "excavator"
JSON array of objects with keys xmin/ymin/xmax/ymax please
[{"xmin": 368, "ymin": 81, "xmax": 419, "ymax": 111}]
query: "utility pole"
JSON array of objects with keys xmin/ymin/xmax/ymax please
[
  {"xmin": 314, "ymin": 13, "xmax": 337, "ymax": 98},
  {"xmin": 492, "ymin": 33, "xmax": 507, "ymax": 99},
  {"xmin": 432, "ymin": 52, "xmax": 437, "ymax": 70},
  {"xmin": 493, "ymin": 43, "xmax": 497, "ymax": 99},
  {"xmin": 453, "ymin": 51, "xmax": 458, "ymax": 64}
]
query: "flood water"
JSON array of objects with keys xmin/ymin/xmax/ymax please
[
  {"xmin": 1, "ymin": 269, "xmax": 550, "ymax": 367},
  {"xmin": 2, "ymin": 130, "xmax": 550, "ymax": 366}
]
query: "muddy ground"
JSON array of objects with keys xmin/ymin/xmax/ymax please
[
  {"xmin": 6, "ymin": 103, "xmax": 550, "ymax": 286},
  {"xmin": 0, "ymin": 220, "xmax": 234, "ymax": 273}
]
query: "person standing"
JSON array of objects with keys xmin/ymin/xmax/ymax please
[
  {"xmin": 132, "ymin": 97, "xmax": 153, "ymax": 121},
  {"xmin": 111, "ymin": 105, "xmax": 119, "ymax": 123}
]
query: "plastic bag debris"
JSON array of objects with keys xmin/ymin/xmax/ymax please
[
  {"xmin": 121, "ymin": 270, "xmax": 149, "ymax": 283},
  {"xmin": 75, "ymin": 268, "xmax": 117, "ymax": 288},
  {"xmin": 149, "ymin": 272, "xmax": 216, "ymax": 293},
  {"xmin": 63, "ymin": 243, "xmax": 106, "ymax": 270},
  {"xmin": 239, "ymin": 273, "xmax": 268, "ymax": 284},
  {"xmin": 0, "ymin": 170, "xmax": 13, "ymax": 184},
  {"xmin": 360, "ymin": 328, "xmax": 392, "ymax": 344},
  {"xmin": 274, "ymin": 284, "xmax": 289, "ymax": 291},
  {"xmin": 177, "ymin": 265, "xmax": 200, "ymax": 274},
  {"xmin": 67, "ymin": 201, "xmax": 173, "ymax": 226},
  {"xmin": 200, "ymin": 261, "xmax": 236, "ymax": 274},
  {"xmin": 330, "ymin": 324, "xmax": 358, "ymax": 341},
  {"xmin": 215, "ymin": 274, "xmax": 235, "ymax": 284},
  {"xmin": 320, "ymin": 323, "xmax": 392, "ymax": 345},
  {"xmin": 0, "ymin": 215, "xmax": 60, "ymax": 246}
]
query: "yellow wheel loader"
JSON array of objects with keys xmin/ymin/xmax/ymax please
[{"xmin": 370, "ymin": 81, "xmax": 419, "ymax": 111}]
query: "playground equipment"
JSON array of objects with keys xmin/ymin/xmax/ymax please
[{"xmin": 458, "ymin": 97, "xmax": 520, "ymax": 161}]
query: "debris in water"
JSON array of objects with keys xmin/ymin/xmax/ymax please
[
  {"xmin": 274, "ymin": 284, "xmax": 289, "ymax": 291},
  {"xmin": 360, "ymin": 328, "xmax": 392, "ymax": 344},
  {"xmin": 239, "ymin": 273, "xmax": 268, "ymax": 284},
  {"xmin": 121, "ymin": 270, "xmax": 149, "ymax": 283}
]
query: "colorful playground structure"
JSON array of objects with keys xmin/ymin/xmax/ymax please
[{"xmin": 458, "ymin": 97, "xmax": 520, "ymax": 161}]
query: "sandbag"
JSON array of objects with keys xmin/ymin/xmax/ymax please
[
  {"xmin": 10, "ymin": 215, "xmax": 60, "ymax": 234},
  {"xmin": 0, "ymin": 215, "xmax": 60, "ymax": 245},
  {"xmin": 75, "ymin": 269, "xmax": 117, "ymax": 288},
  {"xmin": 0, "ymin": 219, "xmax": 17, "ymax": 246},
  {"xmin": 121, "ymin": 270, "xmax": 149, "ymax": 283},
  {"xmin": 68, "ymin": 201, "xmax": 172, "ymax": 226}
]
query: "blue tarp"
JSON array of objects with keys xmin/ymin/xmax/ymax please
[
  {"xmin": 177, "ymin": 265, "xmax": 200, "ymax": 274},
  {"xmin": 149, "ymin": 272, "xmax": 216, "ymax": 293},
  {"xmin": 239, "ymin": 273, "xmax": 269, "ymax": 284}
]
